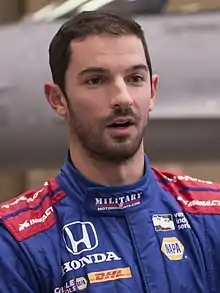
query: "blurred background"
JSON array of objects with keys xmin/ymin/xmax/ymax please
[{"xmin": 0, "ymin": 0, "xmax": 220, "ymax": 202}]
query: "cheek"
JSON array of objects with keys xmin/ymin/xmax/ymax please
[
  {"xmin": 68, "ymin": 99, "xmax": 100, "ymax": 125},
  {"xmin": 71, "ymin": 91, "xmax": 108, "ymax": 117},
  {"xmin": 133, "ymin": 95, "xmax": 152, "ymax": 123},
  {"xmin": 132, "ymin": 89, "xmax": 151, "ymax": 111}
]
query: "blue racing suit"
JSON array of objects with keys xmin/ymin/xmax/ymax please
[{"xmin": 0, "ymin": 154, "xmax": 220, "ymax": 293}]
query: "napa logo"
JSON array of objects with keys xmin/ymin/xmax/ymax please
[
  {"xmin": 76, "ymin": 277, "xmax": 87, "ymax": 290},
  {"xmin": 161, "ymin": 237, "xmax": 184, "ymax": 260}
]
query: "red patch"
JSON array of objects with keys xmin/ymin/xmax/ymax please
[
  {"xmin": 0, "ymin": 178, "xmax": 66, "ymax": 241},
  {"xmin": 152, "ymin": 168, "xmax": 220, "ymax": 214},
  {"xmin": 0, "ymin": 178, "xmax": 59, "ymax": 214}
]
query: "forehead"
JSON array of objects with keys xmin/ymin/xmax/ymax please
[{"xmin": 69, "ymin": 35, "xmax": 147, "ymax": 71}]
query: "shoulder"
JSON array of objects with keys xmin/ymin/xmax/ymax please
[
  {"xmin": 0, "ymin": 177, "xmax": 66, "ymax": 241},
  {"xmin": 152, "ymin": 167, "xmax": 220, "ymax": 214}
]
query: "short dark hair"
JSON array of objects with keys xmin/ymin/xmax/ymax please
[{"xmin": 49, "ymin": 10, "xmax": 152, "ymax": 95}]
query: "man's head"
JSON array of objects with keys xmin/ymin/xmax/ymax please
[{"xmin": 44, "ymin": 10, "xmax": 158, "ymax": 163}]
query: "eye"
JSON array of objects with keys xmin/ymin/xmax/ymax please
[
  {"xmin": 127, "ymin": 74, "xmax": 145, "ymax": 84},
  {"xmin": 85, "ymin": 76, "xmax": 106, "ymax": 86}
]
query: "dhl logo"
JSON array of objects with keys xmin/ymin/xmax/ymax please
[{"xmin": 88, "ymin": 267, "xmax": 132, "ymax": 284}]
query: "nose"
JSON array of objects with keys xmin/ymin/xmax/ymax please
[{"xmin": 109, "ymin": 78, "xmax": 134, "ymax": 109}]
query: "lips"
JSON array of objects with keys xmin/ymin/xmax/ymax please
[{"xmin": 107, "ymin": 117, "xmax": 135, "ymax": 128}]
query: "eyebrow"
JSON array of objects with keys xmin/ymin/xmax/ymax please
[
  {"xmin": 127, "ymin": 64, "xmax": 149, "ymax": 73},
  {"xmin": 77, "ymin": 64, "xmax": 149, "ymax": 78}
]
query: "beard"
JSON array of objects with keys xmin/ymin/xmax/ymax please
[{"xmin": 67, "ymin": 105, "xmax": 147, "ymax": 164}]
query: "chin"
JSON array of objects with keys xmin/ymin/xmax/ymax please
[{"xmin": 103, "ymin": 143, "xmax": 142, "ymax": 162}]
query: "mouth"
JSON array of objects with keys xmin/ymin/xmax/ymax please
[{"xmin": 107, "ymin": 118, "xmax": 135, "ymax": 128}]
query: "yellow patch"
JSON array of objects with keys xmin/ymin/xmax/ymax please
[
  {"xmin": 161, "ymin": 237, "xmax": 184, "ymax": 260},
  {"xmin": 76, "ymin": 277, "xmax": 87, "ymax": 290},
  {"xmin": 88, "ymin": 267, "xmax": 132, "ymax": 284}
]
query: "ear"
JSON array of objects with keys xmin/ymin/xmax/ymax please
[
  {"xmin": 44, "ymin": 82, "xmax": 68, "ymax": 117},
  {"xmin": 149, "ymin": 74, "xmax": 159, "ymax": 112}
]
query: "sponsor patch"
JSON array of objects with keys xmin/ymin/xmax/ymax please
[
  {"xmin": 63, "ymin": 221, "xmax": 98, "ymax": 255},
  {"xmin": 162, "ymin": 174, "xmax": 213, "ymax": 185},
  {"xmin": 76, "ymin": 277, "xmax": 88, "ymax": 290},
  {"xmin": 1, "ymin": 181, "xmax": 50, "ymax": 210},
  {"xmin": 155, "ymin": 170, "xmax": 220, "ymax": 215},
  {"xmin": 173, "ymin": 212, "xmax": 191, "ymax": 230},
  {"xmin": 95, "ymin": 192, "xmax": 142, "ymax": 211},
  {"xmin": 18, "ymin": 206, "xmax": 54, "ymax": 231},
  {"xmin": 161, "ymin": 237, "xmax": 184, "ymax": 260},
  {"xmin": 177, "ymin": 195, "xmax": 220, "ymax": 214},
  {"xmin": 88, "ymin": 267, "xmax": 132, "ymax": 284},
  {"xmin": 61, "ymin": 252, "xmax": 121, "ymax": 276},
  {"xmin": 152, "ymin": 214, "xmax": 175, "ymax": 231},
  {"xmin": 54, "ymin": 277, "xmax": 87, "ymax": 292},
  {"xmin": 0, "ymin": 178, "xmax": 60, "ymax": 213},
  {"xmin": 54, "ymin": 278, "xmax": 76, "ymax": 293},
  {"xmin": 177, "ymin": 196, "xmax": 220, "ymax": 207},
  {"xmin": 1, "ymin": 189, "xmax": 65, "ymax": 241},
  {"xmin": 153, "ymin": 213, "xmax": 191, "ymax": 231}
]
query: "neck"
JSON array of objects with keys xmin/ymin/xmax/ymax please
[{"xmin": 69, "ymin": 143, "xmax": 145, "ymax": 186}]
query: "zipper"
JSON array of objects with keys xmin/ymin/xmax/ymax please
[{"xmin": 126, "ymin": 215, "xmax": 150, "ymax": 293}]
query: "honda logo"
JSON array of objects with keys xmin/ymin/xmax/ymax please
[{"xmin": 63, "ymin": 221, "xmax": 98, "ymax": 255}]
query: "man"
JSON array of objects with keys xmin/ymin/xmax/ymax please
[{"xmin": 0, "ymin": 10, "xmax": 220, "ymax": 293}]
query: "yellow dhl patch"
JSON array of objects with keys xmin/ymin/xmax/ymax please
[{"xmin": 88, "ymin": 267, "xmax": 132, "ymax": 284}]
